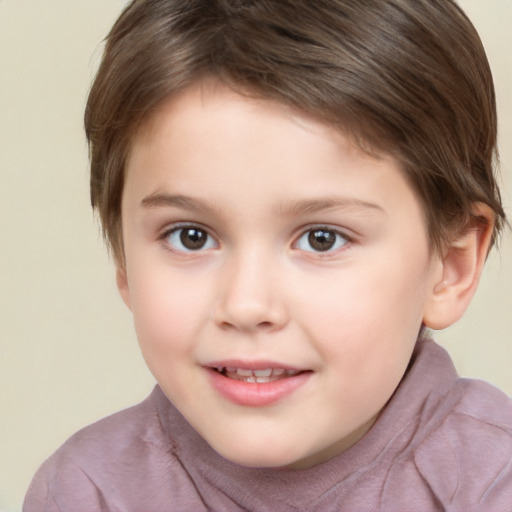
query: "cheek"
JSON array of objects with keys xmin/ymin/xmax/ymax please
[
  {"xmin": 127, "ymin": 266, "xmax": 208, "ymax": 355},
  {"xmin": 296, "ymin": 251, "xmax": 431, "ymax": 366}
]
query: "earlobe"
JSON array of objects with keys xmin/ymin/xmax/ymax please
[
  {"xmin": 116, "ymin": 266, "xmax": 132, "ymax": 310},
  {"xmin": 423, "ymin": 203, "xmax": 494, "ymax": 330}
]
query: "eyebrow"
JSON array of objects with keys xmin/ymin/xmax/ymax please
[
  {"xmin": 140, "ymin": 193, "xmax": 218, "ymax": 213},
  {"xmin": 280, "ymin": 196, "xmax": 385, "ymax": 216},
  {"xmin": 140, "ymin": 192, "xmax": 385, "ymax": 217}
]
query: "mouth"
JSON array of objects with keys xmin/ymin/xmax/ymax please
[
  {"xmin": 212, "ymin": 366, "xmax": 303, "ymax": 384},
  {"xmin": 206, "ymin": 363, "xmax": 311, "ymax": 406}
]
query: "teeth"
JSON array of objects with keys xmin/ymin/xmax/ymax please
[
  {"xmin": 234, "ymin": 368, "xmax": 290, "ymax": 377},
  {"xmin": 236, "ymin": 368, "xmax": 253, "ymax": 377},
  {"xmin": 216, "ymin": 366, "xmax": 301, "ymax": 383},
  {"xmin": 253, "ymin": 369, "xmax": 272, "ymax": 377}
]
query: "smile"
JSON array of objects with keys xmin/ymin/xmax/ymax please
[
  {"xmin": 213, "ymin": 367, "xmax": 301, "ymax": 383},
  {"xmin": 206, "ymin": 363, "xmax": 311, "ymax": 406}
]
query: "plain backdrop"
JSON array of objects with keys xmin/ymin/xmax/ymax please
[{"xmin": 0, "ymin": 1, "xmax": 511, "ymax": 510}]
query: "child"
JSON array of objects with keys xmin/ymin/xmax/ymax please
[{"xmin": 24, "ymin": 0, "xmax": 511, "ymax": 510}]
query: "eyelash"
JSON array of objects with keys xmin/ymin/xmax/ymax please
[{"xmin": 158, "ymin": 224, "xmax": 352, "ymax": 255}]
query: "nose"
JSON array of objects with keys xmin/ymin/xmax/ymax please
[{"xmin": 213, "ymin": 250, "xmax": 289, "ymax": 333}]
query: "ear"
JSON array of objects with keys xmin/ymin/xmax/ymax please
[
  {"xmin": 423, "ymin": 203, "xmax": 494, "ymax": 330},
  {"xmin": 116, "ymin": 266, "xmax": 132, "ymax": 311}
]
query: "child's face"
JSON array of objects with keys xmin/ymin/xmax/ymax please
[{"xmin": 118, "ymin": 82, "xmax": 442, "ymax": 469}]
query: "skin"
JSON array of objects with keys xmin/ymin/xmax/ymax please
[{"xmin": 117, "ymin": 81, "xmax": 492, "ymax": 469}]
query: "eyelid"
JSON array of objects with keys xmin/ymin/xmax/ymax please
[
  {"xmin": 302, "ymin": 224, "xmax": 354, "ymax": 240},
  {"xmin": 159, "ymin": 219, "xmax": 214, "ymax": 236}
]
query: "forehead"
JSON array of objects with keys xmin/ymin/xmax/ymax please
[
  {"xmin": 134, "ymin": 79, "xmax": 385, "ymax": 157},
  {"xmin": 130, "ymin": 81, "xmax": 392, "ymax": 175}
]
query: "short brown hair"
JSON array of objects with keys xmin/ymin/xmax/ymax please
[{"xmin": 86, "ymin": 0, "xmax": 506, "ymax": 266}]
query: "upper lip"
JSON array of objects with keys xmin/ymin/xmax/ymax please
[{"xmin": 205, "ymin": 359, "xmax": 305, "ymax": 371}]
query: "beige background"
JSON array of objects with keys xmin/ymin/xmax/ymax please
[{"xmin": 0, "ymin": 0, "xmax": 511, "ymax": 510}]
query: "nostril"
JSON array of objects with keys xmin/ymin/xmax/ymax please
[
  {"xmin": 219, "ymin": 320, "xmax": 275, "ymax": 331},
  {"xmin": 257, "ymin": 321, "xmax": 274, "ymax": 330},
  {"xmin": 219, "ymin": 320, "xmax": 237, "ymax": 331}
]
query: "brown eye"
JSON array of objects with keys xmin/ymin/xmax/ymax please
[
  {"xmin": 308, "ymin": 229, "xmax": 336, "ymax": 251},
  {"xmin": 296, "ymin": 227, "xmax": 348, "ymax": 253},
  {"xmin": 166, "ymin": 226, "xmax": 216, "ymax": 252},
  {"xmin": 180, "ymin": 228, "xmax": 207, "ymax": 249}
]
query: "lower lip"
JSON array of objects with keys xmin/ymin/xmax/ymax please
[{"xmin": 207, "ymin": 369, "xmax": 311, "ymax": 407}]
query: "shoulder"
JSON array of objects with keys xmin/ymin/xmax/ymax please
[
  {"xmin": 454, "ymin": 378, "xmax": 512, "ymax": 431},
  {"xmin": 23, "ymin": 387, "xmax": 203, "ymax": 512},
  {"xmin": 45, "ymin": 386, "xmax": 167, "ymax": 472},
  {"xmin": 414, "ymin": 378, "xmax": 512, "ymax": 510}
]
